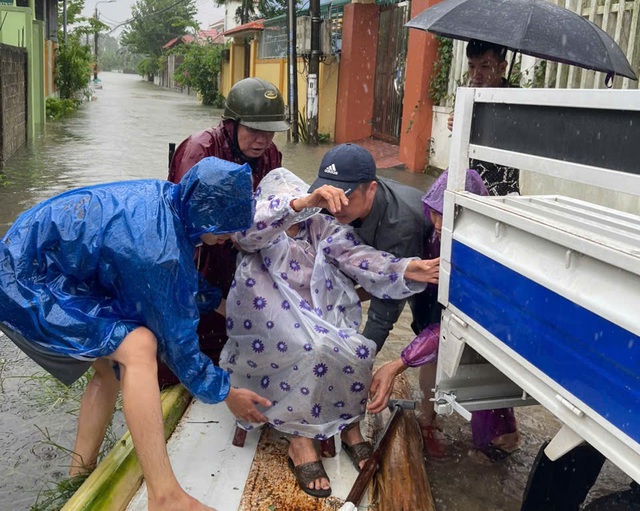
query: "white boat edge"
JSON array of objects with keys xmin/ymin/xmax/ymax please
[{"xmin": 126, "ymin": 399, "xmax": 371, "ymax": 510}]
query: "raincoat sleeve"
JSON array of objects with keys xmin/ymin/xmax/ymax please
[
  {"xmin": 234, "ymin": 193, "xmax": 319, "ymax": 253},
  {"xmin": 401, "ymin": 323, "xmax": 440, "ymax": 367},
  {"xmin": 314, "ymin": 215, "xmax": 427, "ymax": 300},
  {"xmin": 131, "ymin": 259, "xmax": 230, "ymax": 404}
]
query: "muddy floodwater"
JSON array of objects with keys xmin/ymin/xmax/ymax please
[{"xmin": 0, "ymin": 72, "xmax": 633, "ymax": 510}]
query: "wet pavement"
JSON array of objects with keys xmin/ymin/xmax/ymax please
[{"xmin": 0, "ymin": 71, "xmax": 634, "ymax": 510}]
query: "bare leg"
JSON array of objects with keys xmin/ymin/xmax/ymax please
[
  {"xmin": 70, "ymin": 358, "xmax": 121, "ymax": 476},
  {"xmin": 110, "ymin": 327, "xmax": 216, "ymax": 511},
  {"xmin": 418, "ymin": 362, "xmax": 437, "ymax": 425},
  {"xmin": 288, "ymin": 437, "xmax": 330, "ymax": 492},
  {"xmin": 418, "ymin": 362, "xmax": 448, "ymax": 459}
]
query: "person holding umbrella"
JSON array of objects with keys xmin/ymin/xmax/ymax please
[{"xmin": 447, "ymin": 39, "xmax": 521, "ymax": 196}]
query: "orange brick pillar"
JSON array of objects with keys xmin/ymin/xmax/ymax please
[
  {"xmin": 399, "ymin": 0, "xmax": 443, "ymax": 172},
  {"xmin": 334, "ymin": 2, "xmax": 380, "ymax": 143}
]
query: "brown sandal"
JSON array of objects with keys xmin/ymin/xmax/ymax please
[
  {"xmin": 341, "ymin": 441, "xmax": 373, "ymax": 472},
  {"xmin": 287, "ymin": 457, "xmax": 331, "ymax": 498}
]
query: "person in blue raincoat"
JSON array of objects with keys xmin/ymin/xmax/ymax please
[{"xmin": 0, "ymin": 157, "xmax": 271, "ymax": 511}]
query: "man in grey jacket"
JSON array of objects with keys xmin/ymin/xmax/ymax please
[{"xmin": 308, "ymin": 143, "xmax": 440, "ymax": 350}]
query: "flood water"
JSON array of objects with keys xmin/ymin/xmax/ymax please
[{"xmin": 0, "ymin": 72, "xmax": 633, "ymax": 510}]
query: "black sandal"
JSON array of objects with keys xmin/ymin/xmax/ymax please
[
  {"xmin": 341, "ymin": 440, "xmax": 373, "ymax": 472},
  {"xmin": 287, "ymin": 456, "xmax": 331, "ymax": 498}
]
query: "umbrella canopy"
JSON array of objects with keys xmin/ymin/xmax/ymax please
[{"xmin": 406, "ymin": 0, "xmax": 637, "ymax": 81}]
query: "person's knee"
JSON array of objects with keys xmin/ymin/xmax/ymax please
[
  {"xmin": 111, "ymin": 327, "xmax": 158, "ymax": 368},
  {"xmin": 90, "ymin": 358, "xmax": 119, "ymax": 386}
]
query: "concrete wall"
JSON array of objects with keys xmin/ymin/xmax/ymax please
[
  {"xmin": 0, "ymin": 43, "xmax": 28, "ymax": 164},
  {"xmin": 334, "ymin": 2, "xmax": 379, "ymax": 143}
]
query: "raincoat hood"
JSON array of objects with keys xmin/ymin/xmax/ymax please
[
  {"xmin": 422, "ymin": 168, "xmax": 488, "ymax": 216},
  {"xmin": 177, "ymin": 156, "xmax": 255, "ymax": 243}
]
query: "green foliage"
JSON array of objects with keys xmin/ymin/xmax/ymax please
[
  {"xmin": 97, "ymin": 34, "xmax": 145, "ymax": 74},
  {"xmin": 122, "ymin": 0, "xmax": 198, "ymax": 61},
  {"xmin": 46, "ymin": 97, "xmax": 82, "ymax": 120},
  {"xmin": 429, "ymin": 36, "xmax": 453, "ymax": 106},
  {"xmin": 54, "ymin": 37, "xmax": 93, "ymax": 100},
  {"xmin": 173, "ymin": 43, "xmax": 225, "ymax": 106},
  {"xmin": 297, "ymin": 108, "xmax": 308, "ymax": 143},
  {"xmin": 508, "ymin": 56, "xmax": 547, "ymax": 88},
  {"xmin": 136, "ymin": 56, "xmax": 161, "ymax": 78},
  {"xmin": 30, "ymin": 473, "xmax": 89, "ymax": 511},
  {"xmin": 318, "ymin": 132, "xmax": 331, "ymax": 144},
  {"xmin": 220, "ymin": 0, "xmax": 297, "ymax": 24},
  {"xmin": 57, "ymin": 0, "xmax": 86, "ymax": 28}
]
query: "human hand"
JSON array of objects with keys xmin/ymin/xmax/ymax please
[
  {"xmin": 447, "ymin": 112, "xmax": 454, "ymax": 132},
  {"xmin": 291, "ymin": 185, "xmax": 349, "ymax": 215},
  {"xmin": 367, "ymin": 359, "xmax": 407, "ymax": 413},
  {"xmin": 404, "ymin": 257, "xmax": 440, "ymax": 284},
  {"xmin": 224, "ymin": 387, "xmax": 271, "ymax": 423}
]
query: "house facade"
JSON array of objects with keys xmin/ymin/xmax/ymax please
[
  {"xmin": 220, "ymin": 0, "xmax": 442, "ymax": 172},
  {"xmin": 0, "ymin": 0, "xmax": 57, "ymax": 162}
]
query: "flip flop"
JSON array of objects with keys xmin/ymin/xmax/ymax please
[
  {"xmin": 472, "ymin": 443, "xmax": 519, "ymax": 463},
  {"xmin": 287, "ymin": 456, "xmax": 331, "ymax": 498},
  {"xmin": 341, "ymin": 441, "xmax": 373, "ymax": 472}
]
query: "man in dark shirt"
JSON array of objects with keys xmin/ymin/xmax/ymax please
[{"xmin": 308, "ymin": 143, "xmax": 441, "ymax": 351}]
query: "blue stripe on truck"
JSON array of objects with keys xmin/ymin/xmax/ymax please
[{"xmin": 449, "ymin": 240, "xmax": 640, "ymax": 444}]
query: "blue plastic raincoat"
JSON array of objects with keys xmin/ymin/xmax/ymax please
[{"xmin": 0, "ymin": 157, "xmax": 254, "ymax": 403}]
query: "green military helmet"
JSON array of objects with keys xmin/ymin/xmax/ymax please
[{"xmin": 223, "ymin": 77, "xmax": 290, "ymax": 132}]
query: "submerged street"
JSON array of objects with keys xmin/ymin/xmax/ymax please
[{"xmin": 0, "ymin": 72, "xmax": 633, "ymax": 510}]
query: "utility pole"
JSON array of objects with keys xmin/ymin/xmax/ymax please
[
  {"xmin": 241, "ymin": 0, "xmax": 250, "ymax": 78},
  {"xmin": 63, "ymin": 0, "xmax": 67, "ymax": 43},
  {"xmin": 93, "ymin": 8, "xmax": 99, "ymax": 81},
  {"xmin": 307, "ymin": 0, "xmax": 320, "ymax": 145},
  {"xmin": 287, "ymin": 0, "xmax": 299, "ymax": 142},
  {"xmin": 93, "ymin": 0, "xmax": 115, "ymax": 82}
]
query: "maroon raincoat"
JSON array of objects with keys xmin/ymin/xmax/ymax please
[{"xmin": 160, "ymin": 119, "xmax": 282, "ymax": 386}]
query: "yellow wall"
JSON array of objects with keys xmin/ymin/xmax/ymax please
[{"xmin": 221, "ymin": 34, "xmax": 339, "ymax": 139}]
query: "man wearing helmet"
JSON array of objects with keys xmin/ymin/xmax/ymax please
[
  {"xmin": 169, "ymin": 77, "xmax": 290, "ymax": 184},
  {"xmin": 162, "ymin": 78, "xmax": 290, "ymax": 387}
]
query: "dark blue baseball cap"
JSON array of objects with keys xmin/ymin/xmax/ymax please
[{"xmin": 308, "ymin": 143, "xmax": 377, "ymax": 196}]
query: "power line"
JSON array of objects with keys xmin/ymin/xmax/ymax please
[{"xmin": 105, "ymin": 0, "xmax": 195, "ymax": 34}]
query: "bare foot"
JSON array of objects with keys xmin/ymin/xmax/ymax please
[
  {"xmin": 492, "ymin": 431, "xmax": 521, "ymax": 453},
  {"xmin": 288, "ymin": 437, "xmax": 330, "ymax": 492},
  {"xmin": 149, "ymin": 489, "xmax": 217, "ymax": 511}
]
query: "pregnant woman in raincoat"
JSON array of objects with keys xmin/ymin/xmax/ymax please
[
  {"xmin": 221, "ymin": 168, "xmax": 439, "ymax": 498},
  {"xmin": 0, "ymin": 157, "xmax": 271, "ymax": 511}
]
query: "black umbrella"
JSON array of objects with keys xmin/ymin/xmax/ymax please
[{"xmin": 405, "ymin": 0, "xmax": 638, "ymax": 81}]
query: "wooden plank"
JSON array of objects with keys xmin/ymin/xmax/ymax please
[{"xmin": 372, "ymin": 375, "xmax": 436, "ymax": 511}]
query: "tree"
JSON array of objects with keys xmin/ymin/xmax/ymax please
[
  {"xmin": 173, "ymin": 43, "xmax": 225, "ymax": 106},
  {"xmin": 121, "ymin": 0, "xmax": 198, "ymax": 76},
  {"xmin": 54, "ymin": 0, "xmax": 93, "ymax": 101}
]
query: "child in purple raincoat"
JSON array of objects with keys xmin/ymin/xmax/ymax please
[{"xmin": 368, "ymin": 168, "xmax": 521, "ymax": 462}]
